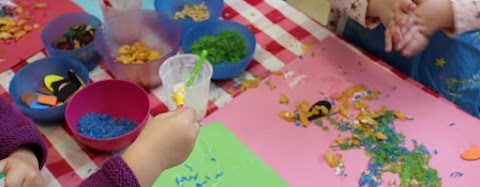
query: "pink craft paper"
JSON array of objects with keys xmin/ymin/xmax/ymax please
[
  {"xmin": 0, "ymin": 0, "xmax": 84, "ymax": 72},
  {"xmin": 203, "ymin": 36, "xmax": 480, "ymax": 186}
]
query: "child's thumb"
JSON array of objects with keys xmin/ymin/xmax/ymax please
[
  {"xmin": 175, "ymin": 107, "xmax": 197, "ymax": 124},
  {"xmin": 0, "ymin": 159, "xmax": 6, "ymax": 174}
]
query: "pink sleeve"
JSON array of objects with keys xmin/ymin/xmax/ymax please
[
  {"xmin": 329, "ymin": 0, "xmax": 380, "ymax": 28},
  {"xmin": 80, "ymin": 156, "xmax": 141, "ymax": 187},
  {"xmin": 447, "ymin": 0, "xmax": 480, "ymax": 35}
]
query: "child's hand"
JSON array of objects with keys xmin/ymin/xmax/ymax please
[
  {"xmin": 395, "ymin": 12, "xmax": 429, "ymax": 57},
  {"xmin": 395, "ymin": 0, "xmax": 453, "ymax": 57},
  {"xmin": 368, "ymin": 0, "xmax": 416, "ymax": 52},
  {"xmin": 413, "ymin": 0, "xmax": 454, "ymax": 37},
  {"xmin": 0, "ymin": 146, "xmax": 44, "ymax": 187},
  {"xmin": 121, "ymin": 107, "xmax": 200, "ymax": 186}
]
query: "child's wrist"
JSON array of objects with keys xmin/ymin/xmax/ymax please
[
  {"xmin": 121, "ymin": 142, "xmax": 167, "ymax": 186},
  {"xmin": 438, "ymin": 0, "xmax": 455, "ymax": 31},
  {"xmin": 10, "ymin": 146, "xmax": 39, "ymax": 169}
]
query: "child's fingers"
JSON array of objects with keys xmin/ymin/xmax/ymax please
[
  {"xmin": 154, "ymin": 110, "xmax": 179, "ymax": 119},
  {"xmin": 22, "ymin": 172, "xmax": 44, "ymax": 187},
  {"xmin": 400, "ymin": 0, "xmax": 417, "ymax": 12},
  {"xmin": 0, "ymin": 159, "xmax": 5, "ymax": 174},
  {"xmin": 394, "ymin": 10, "xmax": 406, "ymax": 26},
  {"xmin": 4, "ymin": 168, "xmax": 26, "ymax": 187},
  {"xmin": 414, "ymin": 13, "xmax": 431, "ymax": 36},
  {"xmin": 156, "ymin": 106, "xmax": 190, "ymax": 119},
  {"xmin": 402, "ymin": 32, "xmax": 429, "ymax": 57},
  {"xmin": 388, "ymin": 20, "xmax": 401, "ymax": 44},
  {"xmin": 395, "ymin": 25, "xmax": 417, "ymax": 51},
  {"xmin": 384, "ymin": 29, "xmax": 393, "ymax": 52},
  {"xmin": 400, "ymin": 13, "xmax": 415, "ymax": 35},
  {"xmin": 396, "ymin": 0, "xmax": 416, "ymax": 27},
  {"xmin": 175, "ymin": 107, "xmax": 197, "ymax": 126}
]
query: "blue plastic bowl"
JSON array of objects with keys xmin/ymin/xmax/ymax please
[
  {"xmin": 9, "ymin": 57, "xmax": 90, "ymax": 122},
  {"xmin": 182, "ymin": 20, "xmax": 256, "ymax": 80},
  {"xmin": 154, "ymin": 0, "xmax": 224, "ymax": 36},
  {"xmin": 41, "ymin": 13, "xmax": 102, "ymax": 71}
]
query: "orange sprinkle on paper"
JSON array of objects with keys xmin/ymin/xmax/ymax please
[{"xmin": 461, "ymin": 146, "xmax": 480, "ymax": 160}]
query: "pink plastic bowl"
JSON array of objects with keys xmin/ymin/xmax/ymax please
[{"xmin": 65, "ymin": 79, "xmax": 150, "ymax": 152}]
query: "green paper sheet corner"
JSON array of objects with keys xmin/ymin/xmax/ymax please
[{"xmin": 153, "ymin": 121, "xmax": 288, "ymax": 187}]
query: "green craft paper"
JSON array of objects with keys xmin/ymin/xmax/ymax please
[{"xmin": 153, "ymin": 122, "xmax": 288, "ymax": 187}]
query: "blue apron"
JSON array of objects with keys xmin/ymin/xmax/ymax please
[{"xmin": 342, "ymin": 19, "xmax": 480, "ymax": 118}]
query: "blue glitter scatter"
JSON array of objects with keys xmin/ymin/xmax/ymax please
[
  {"xmin": 450, "ymin": 123, "xmax": 456, "ymax": 126},
  {"xmin": 205, "ymin": 176, "xmax": 211, "ymax": 180},
  {"xmin": 354, "ymin": 95, "xmax": 362, "ymax": 101},
  {"xmin": 185, "ymin": 164, "xmax": 193, "ymax": 172},
  {"xmin": 211, "ymin": 157, "xmax": 217, "ymax": 162},
  {"xmin": 330, "ymin": 97, "xmax": 336, "ymax": 105},
  {"xmin": 359, "ymin": 163, "xmax": 383, "ymax": 187},
  {"xmin": 359, "ymin": 173, "xmax": 380, "ymax": 187},
  {"xmin": 434, "ymin": 149, "xmax": 438, "ymax": 155},
  {"xmin": 215, "ymin": 172, "xmax": 224, "ymax": 179},
  {"xmin": 77, "ymin": 113, "xmax": 137, "ymax": 139},
  {"xmin": 337, "ymin": 123, "xmax": 352, "ymax": 132},
  {"xmin": 416, "ymin": 144, "xmax": 430, "ymax": 155},
  {"xmin": 188, "ymin": 173, "xmax": 198, "ymax": 181},
  {"xmin": 450, "ymin": 171, "xmax": 464, "ymax": 177}
]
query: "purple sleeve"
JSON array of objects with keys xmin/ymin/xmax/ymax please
[
  {"xmin": 80, "ymin": 156, "xmax": 140, "ymax": 187},
  {"xmin": 0, "ymin": 96, "xmax": 47, "ymax": 169}
]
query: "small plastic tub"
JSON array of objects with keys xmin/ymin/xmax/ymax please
[
  {"xmin": 9, "ymin": 57, "xmax": 90, "ymax": 122},
  {"xmin": 65, "ymin": 79, "xmax": 150, "ymax": 152},
  {"xmin": 154, "ymin": 0, "xmax": 224, "ymax": 36},
  {"xmin": 41, "ymin": 12, "xmax": 102, "ymax": 71},
  {"xmin": 182, "ymin": 20, "xmax": 256, "ymax": 80}
]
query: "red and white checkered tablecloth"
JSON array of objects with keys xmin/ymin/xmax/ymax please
[{"xmin": 0, "ymin": 0, "xmax": 465, "ymax": 186}]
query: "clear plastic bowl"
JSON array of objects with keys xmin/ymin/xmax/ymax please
[{"xmin": 94, "ymin": 10, "xmax": 182, "ymax": 88}]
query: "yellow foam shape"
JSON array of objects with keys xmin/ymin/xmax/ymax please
[{"xmin": 44, "ymin": 75, "xmax": 65, "ymax": 92}]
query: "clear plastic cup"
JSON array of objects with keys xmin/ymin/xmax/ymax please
[
  {"xmin": 98, "ymin": 0, "xmax": 142, "ymax": 21},
  {"xmin": 160, "ymin": 54, "xmax": 213, "ymax": 120}
]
